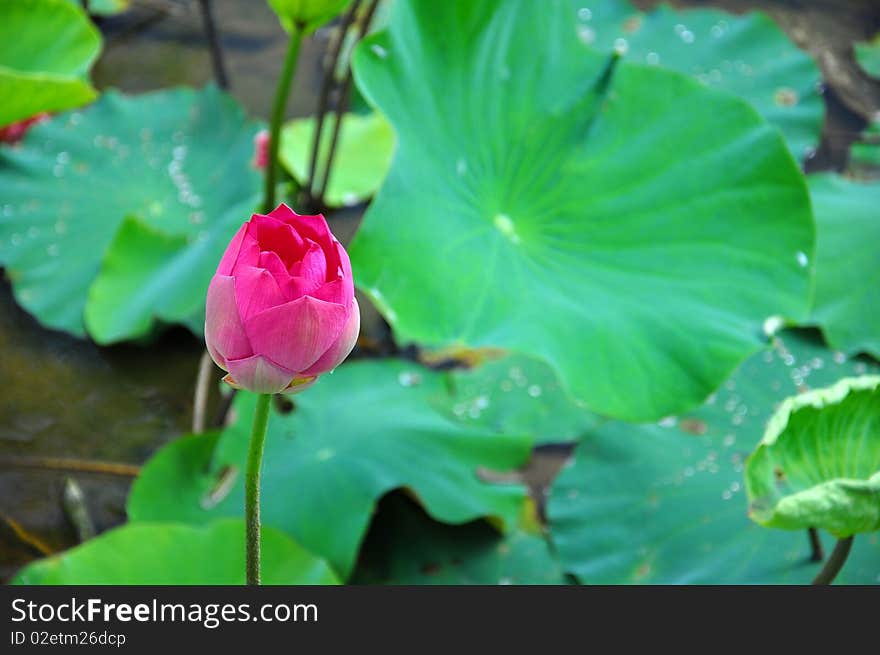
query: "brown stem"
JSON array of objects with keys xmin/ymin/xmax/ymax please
[
  {"xmin": 314, "ymin": 81, "xmax": 352, "ymax": 205},
  {"xmin": 808, "ymin": 527, "xmax": 824, "ymax": 562},
  {"xmin": 192, "ymin": 350, "xmax": 214, "ymax": 433},
  {"xmin": 0, "ymin": 513, "xmax": 54, "ymax": 555},
  {"xmin": 197, "ymin": 0, "xmax": 230, "ymax": 89},
  {"xmin": 306, "ymin": 0, "xmax": 362, "ymax": 201},
  {"xmin": 0, "ymin": 455, "xmax": 139, "ymax": 477},
  {"xmin": 812, "ymin": 536, "xmax": 854, "ymax": 585},
  {"xmin": 63, "ymin": 478, "xmax": 96, "ymax": 542},
  {"xmin": 314, "ymin": 0, "xmax": 381, "ymax": 207}
]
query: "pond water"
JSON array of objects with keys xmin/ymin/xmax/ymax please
[{"xmin": 1, "ymin": 0, "xmax": 878, "ymax": 580}]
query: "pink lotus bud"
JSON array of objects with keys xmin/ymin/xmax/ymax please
[
  {"xmin": 205, "ymin": 204, "xmax": 360, "ymax": 394},
  {"xmin": 0, "ymin": 113, "xmax": 49, "ymax": 144},
  {"xmin": 252, "ymin": 129, "xmax": 270, "ymax": 169}
]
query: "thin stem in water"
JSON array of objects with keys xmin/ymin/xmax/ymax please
[
  {"xmin": 263, "ymin": 24, "xmax": 306, "ymax": 214},
  {"xmin": 245, "ymin": 393, "xmax": 272, "ymax": 585},
  {"xmin": 197, "ymin": 0, "xmax": 230, "ymax": 89},
  {"xmin": 314, "ymin": 80, "xmax": 351, "ymax": 205},
  {"xmin": 63, "ymin": 477, "xmax": 96, "ymax": 542},
  {"xmin": 0, "ymin": 455, "xmax": 139, "ymax": 477},
  {"xmin": 807, "ymin": 527, "xmax": 824, "ymax": 562},
  {"xmin": 192, "ymin": 350, "xmax": 214, "ymax": 433},
  {"xmin": 812, "ymin": 535, "xmax": 854, "ymax": 585},
  {"xmin": 314, "ymin": 0, "xmax": 381, "ymax": 207},
  {"xmin": 1, "ymin": 513, "xmax": 54, "ymax": 556},
  {"xmin": 306, "ymin": 0, "xmax": 362, "ymax": 201}
]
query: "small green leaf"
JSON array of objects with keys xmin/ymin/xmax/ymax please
[
  {"xmin": 128, "ymin": 359, "xmax": 532, "ymax": 579},
  {"xmin": 279, "ymin": 112, "xmax": 394, "ymax": 206},
  {"xmin": 352, "ymin": 494, "xmax": 566, "ymax": 585},
  {"xmin": 746, "ymin": 376, "xmax": 880, "ymax": 537},
  {"xmin": 808, "ymin": 174, "xmax": 880, "ymax": 359},
  {"xmin": 0, "ymin": 0, "xmax": 101, "ymax": 127},
  {"xmin": 84, "ymin": 216, "xmax": 189, "ymax": 342},
  {"xmin": 350, "ymin": 0, "xmax": 813, "ymax": 421},
  {"xmin": 0, "ymin": 86, "xmax": 262, "ymax": 340},
  {"xmin": 268, "ymin": 0, "xmax": 352, "ymax": 33},
  {"xmin": 11, "ymin": 520, "xmax": 339, "ymax": 585},
  {"xmin": 855, "ymin": 33, "xmax": 880, "ymax": 79},
  {"xmin": 548, "ymin": 330, "xmax": 880, "ymax": 583}
]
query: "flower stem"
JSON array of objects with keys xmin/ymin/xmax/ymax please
[
  {"xmin": 313, "ymin": 0, "xmax": 381, "ymax": 208},
  {"xmin": 263, "ymin": 24, "xmax": 305, "ymax": 214},
  {"xmin": 807, "ymin": 527, "xmax": 824, "ymax": 562},
  {"xmin": 192, "ymin": 350, "xmax": 213, "ymax": 433},
  {"xmin": 306, "ymin": 0, "xmax": 362, "ymax": 201},
  {"xmin": 197, "ymin": 0, "xmax": 230, "ymax": 90},
  {"xmin": 245, "ymin": 393, "xmax": 272, "ymax": 585},
  {"xmin": 812, "ymin": 535, "xmax": 854, "ymax": 585}
]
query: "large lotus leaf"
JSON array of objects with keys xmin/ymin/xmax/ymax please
[
  {"xmin": 352, "ymin": 494, "xmax": 566, "ymax": 584},
  {"xmin": 548, "ymin": 330, "xmax": 880, "ymax": 583},
  {"xmin": 855, "ymin": 34, "xmax": 880, "ymax": 80},
  {"xmin": 808, "ymin": 174, "xmax": 880, "ymax": 359},
  {"xmin": 746, "ymin": 376, "xmax": 880, "ymax": 537},
  {"xmin": 0, "ymin": 86, "xmax": 262, "ymax": 340},
  {"xmin": 578, "ymin": 1, "xmax": 823, "ymax": 159},
  {"xmin": 12, "ymin": 519, "xmax": 339, "ymax": 585},
  {"xmin": 0, "ymin": 0, "xmax": 101, "ymax": 127},
  {"xmin": 279, "ymin": 112, "xmax": 394, "ymax": 206},
  {"xmin": 445, "ymin": 354, "xmax": 600, "ymax": 444},
  {"xmin": 349, "ymin": 0, "xmax": 813, "ymax": 422},
  {"xmin": 128, "ymin": 359, "xmax": 532, "ymax": 579}
]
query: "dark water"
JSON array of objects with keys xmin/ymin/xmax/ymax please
[
  {"xmin": 93, "ymin": 0, "xmax": 329, "ymax": 118},
  {"xmin": 0, "ymin": 284, "xmax": 199, "ymax": 577},
  {"xmin": 1, "ymin": 0, "xmax": 879, "ymax": 580}
]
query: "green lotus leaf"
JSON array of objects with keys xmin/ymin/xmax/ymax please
[
  {"xmin": 579, "ymin": 0, "xmax": 823, "ymax": 159},
  {"xmin": 12, "ymin": 519, "xmax": 339, "ymax": 585},
  {"xmin": 353, "ymin": 494, "xmax": 566, "ymax": 585},
  {"xmin": 128, "ymin": 359, "xmax": 532, "ymax": 579},
  {"xmin": 808, "ymin": 174, "xmax": 880, "ymax": 359},
  {"xmin": 279, "ymin": 112, "xmax": 394, "ymax": 206},
  {"xmin": 746, "ymin": 376, "xmax": 880, "ymax": 537},
  {"xmin": 855, "ymin": 33, "xmax": 880, "ymax": 79},
  {"xmin": 349, "ymin": 0, "xmax": 813, "ymax": 421},
  {"xmin": 444, "ymin": 354, "xmax": 600, "ymax": 444},
  {"xmin": 547, "ymin": 330, "xmax": 880, "ymax": 583},
  {"xmin": 0, "ymin": 86, "xmax": 262, "ymax": 340},
  {"xmin": 269, "ymin": 0, "xmax": 353, "ymax": 33},
  {"xmin": 0, "ymin": 0, "xmax": 101, "ymax": 127}
]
